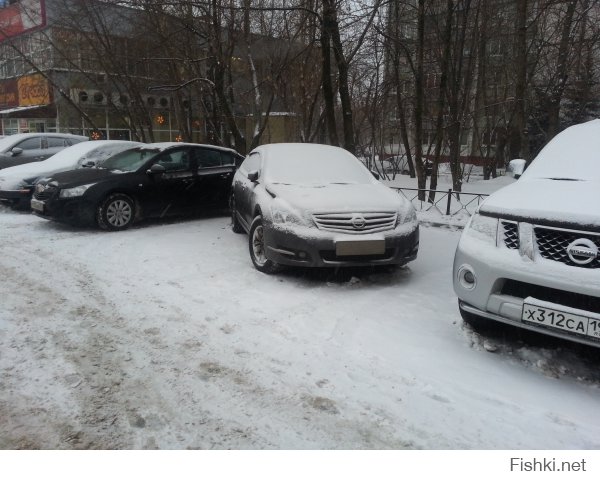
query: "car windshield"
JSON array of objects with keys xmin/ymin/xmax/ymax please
[
  {"xmin": 264, "ymin": 146, "xmax": 373, "ymax": 185},
  {"xmin": 99, "ymin": 148, "xmax": 159, "ymax": 172},
  {"xmin": 79, "ymin": 144, "xmax": 139, "ymax": 167}
]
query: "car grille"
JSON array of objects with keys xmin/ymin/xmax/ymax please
[
  {"xmin": 312, "ymin": 212, "xmax": 397, "ymax": 234},
  {"xmin": 320, "ymin": 248, "xmax": 396, "ymax": 262},
  {"xmin": 33, "ymin": 184, "xmax": 58, "ymax": 200},
  {"xmin": 501, "ymin": 279, "xmax": 600, "ymax": 316},
  {"xmin": 535, "ymin": 227, "xmax": 600, "ymax": 269},
  {"xmin": 502, "ymin": 221, "xmax": 519, "ymax": 249}
]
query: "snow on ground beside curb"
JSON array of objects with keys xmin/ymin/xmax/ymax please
[{"xmin": 1, "ymin": 207, "xmax": 600, "ymax": 449}]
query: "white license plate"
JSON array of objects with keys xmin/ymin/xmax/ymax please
[
  {"xmin": 335, "ymin": 239, "xmax": 385, "ymax": 256},
  {"xmin": 522, "ymin": 301, "xmax": 600, "ymax": 341},
  {"xmin": 31, "ymin": 198, "xmax": 44, "ymax": 213}
]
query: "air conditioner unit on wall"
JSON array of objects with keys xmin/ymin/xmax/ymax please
[
  {"xmin": 141, "ymin": 94, "xmax": 171, "ymax": 109},
  {"xmin": 111, "ymin": 92, "xmax": 131, "ymax": 107},
  {"xmin": 71, "ymin": 89, "xmax": 107, "ymax": 106}
]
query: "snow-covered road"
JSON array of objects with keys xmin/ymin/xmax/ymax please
[{"xmin": 1, "ymin": 209, "xmax": 599, "ymax": 449}]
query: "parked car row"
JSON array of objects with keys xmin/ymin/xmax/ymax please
[
  {"xmin": 0, "ymin": 137, "xmax": 420, "ymax": 273},
  {"xmin": 2, "ymin": 121, "xmax": 598, "ymax": 353}
]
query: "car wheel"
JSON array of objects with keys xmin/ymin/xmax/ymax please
[
  {"xmin": 230, "ymin": 196, "xmax": 244, "ymax": 234},
  {"xmin": 97, "ymin": 193, "xmax": 135, "ymax": 231},
  {"xmin": 249, "ymin": 215, "xmax": 280, "ymax": 273}
]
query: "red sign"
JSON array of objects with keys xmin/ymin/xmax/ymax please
[
  {"xmin": 0, "ymin": 0, "xmax": 46, "ymax": 40},
  {"xmin": 0, "ymin": 79, "xmax": 18, "ymax": 108}
]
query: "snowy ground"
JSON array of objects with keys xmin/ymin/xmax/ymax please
[{"xmin": 1, "ymin": 200, "xmax": 600, "ymax": 450}]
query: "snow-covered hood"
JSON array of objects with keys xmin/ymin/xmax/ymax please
[
  {"xmin": 0, "ymin": 165, "xmax": 59, "ymax": 190},
  {"xmin": 40, "ymin": 167, "xmax": 128, "ymax": 188},
  {"xmin": 266, "ymin": 182, "xmax": 407, "ymax": 213},
  {"xmin": 480, "ymin": 177, "xmax": 600, "ymax": 229}
]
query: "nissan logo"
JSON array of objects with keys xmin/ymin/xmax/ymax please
[
  {"xmin": 566, "ymin": 238, "xmax": 598, "ymax": 265},
  {"xmin": 351, "ymin": 214, "xmax": 366, "ymax": 230}
]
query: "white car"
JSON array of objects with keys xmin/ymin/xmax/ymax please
[
  {"xmin": 0, "ymin": 140, "xmax": 142, "ymax": 209},
  {"xmin": 453, "ymin": 119, "xmax": 600, "ymax": 348},
  {"xmin": 231, "ymin": 143, "xmax": 419, "ymax": 273}
]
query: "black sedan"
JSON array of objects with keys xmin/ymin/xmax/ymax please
[{"xmin": 31, "ymin": 143, "xmax": 243, "ymax": 230}]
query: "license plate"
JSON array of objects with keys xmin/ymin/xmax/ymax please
[
  {"xmin": 31, "ymin": 198, "xmax": 44, "ymax": 213},
  {"xmin": 522, "ymin": 299, "xmax": 600, "ymax": 341},
  {"xmin": 335, "ymin": 239, "xmax": 385, "ymax": 256}
]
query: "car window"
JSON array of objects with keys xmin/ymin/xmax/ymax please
[
  {"xmin": 101, "ymin": 148, "xmax": 158, "ymax": 172},
  {"xmin": 194, "ymin": 148, "xmax": 222, "ymax": 168},
  {"xmin": 155, "ymin": 149, "xmax": 190, "ymax": 172},
  {"xmin": 47, "ymin": 137, "xmax": 68, "ymax": 148},
  {"xmin": 221, "ymin": 152, "xmax": 237, "ymax": 166},
  {"xmin": 240, "ymin": 153, "xmax": 260, "ymax": 174},
  {"xmin": 14, "ymin": 138, "xmax": 41, "ymax": 150}
]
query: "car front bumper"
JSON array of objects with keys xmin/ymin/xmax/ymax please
[
  {"xmin": 453, "ymin": 230, "xmax": 600, "ymax": 347},
  {"xmin": 263, "ymin": 220, "xmax": 419, "ymax": 267},
  {"xmin": 0, "ymin": 188, "xmax": 33, "ymax": 208},
  {"xmin": 31, "ymin": 196, "xmax": 96, "ymax": 226}
]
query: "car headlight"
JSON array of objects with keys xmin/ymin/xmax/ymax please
[
  {"xmin": 271, "ymin": 204, "xmax": 303, "ymax": 225},
  {"xmin": 464, "ymin": 212, "xmax": 498, "ymax": 245},
  {"xmin": 59, "ymin": 183, "xmax": 95, "ymax": 198},
  {"xmin": 401, "ymin": 206, "xmax": 417, "ymax": 224}
]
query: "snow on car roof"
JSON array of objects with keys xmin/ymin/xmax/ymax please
[
  {"xmin": 255, "ymin": 143, "xmax": 376, "ymax": 186},
  {"xmin": 142, "ymin": 142, "xmax": 240, "ymax": 154},
  {"xmin": 480, "ymin": 120, "xmax": 600, "ymax": 227},
  {"xmin": 523, "ymin": 119, "xmax": 600, "ymax": 182},
  {"xmin": 0, "ymin": 132, "xmax": 88, "ymax": 151}
]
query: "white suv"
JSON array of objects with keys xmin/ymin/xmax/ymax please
[{"xmin": 453, "ymin": 120, "xmax": 600, "ymax": 348}]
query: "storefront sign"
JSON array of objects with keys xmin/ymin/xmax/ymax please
[
  {"xmin": 0, "ymin": 0, "xmax": 46, "ymax": 40},
  {"xmin": 0, "ymin": 79, "xmax": 18, "ymax": 108},
  {"xmin": 18, "ymin": 73, "xmax": 51, "ymax": 106}
]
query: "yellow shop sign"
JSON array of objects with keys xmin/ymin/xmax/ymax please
[{"xmin": 18, "ymin": 74, "xmax": 51, "ymax": 106}]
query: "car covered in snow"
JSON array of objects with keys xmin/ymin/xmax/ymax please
[
  {"xmin": 453, "ymin": 119, "xmax": 600, "ymax": 348},
  {"xmin": 0, "ymin": 133, "xmax": 88, "ymax": 170},
  {"xmin": 0, "ymin": 140, "xmax": 142, "ymax": 209},
  {"xmin": 31, "ymin": 142, "xmax": 243, "ymax": 230},
  {"xmin": 230, "ymin": 143, "xmax": 419, "ymax": 273}
]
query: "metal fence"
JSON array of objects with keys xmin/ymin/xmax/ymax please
[{"xmin": 392, "ymin": 187, "xmax": 488, "ymax": 219}]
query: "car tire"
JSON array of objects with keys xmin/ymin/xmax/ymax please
[
  {"xmin": 230, "ymin": 196, "xmax": 244, "ymax": 234},
  {"xmin": 97, "ymin": 193, "xmax": 136, "ymax": 231},
  {"xmin": 249, "ymin": 215, "xmax": 280, "ymax": 274}
]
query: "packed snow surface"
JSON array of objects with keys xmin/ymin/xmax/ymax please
[{"xmin": 1, "ymin": 208, "xmax": 599, "ymax": 449}]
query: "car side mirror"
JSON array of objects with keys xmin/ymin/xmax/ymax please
[
  {"xmin": 370, "ymin": 169, "xmax": 380, "ymax": 180},
  {"xmin": 10, "ymin": 147, "xmax": 23, "ymax": 157},
  {"xmin": 147, "ymin": 164, "xmax": 166, "ymax": 175},
  {"xmin": 247, "ymin": 170, "xmax": 259, "ymax": 182},
  {"xmin": 507, "ymin": 159, "xmax": 526, "ymax": 179}
]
